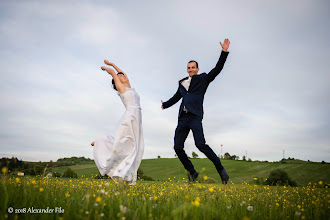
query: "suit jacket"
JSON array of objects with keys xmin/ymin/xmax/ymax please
[{"xmin": 163, "ymin": 50, "xmax": 229, "ymax": 119}]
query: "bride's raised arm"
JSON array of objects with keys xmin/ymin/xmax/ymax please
[
  {"xmin": 101, "ymin": 66, "xmax": 126, "ymax": 93},
  {"xmin": 104, "ymin": 60, "xmax": 128, "ymax": 77}
]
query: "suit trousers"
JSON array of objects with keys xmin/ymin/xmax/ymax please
[{"xmin": 174, "ymin": 111, "xmax": 224, "ymax": 175}]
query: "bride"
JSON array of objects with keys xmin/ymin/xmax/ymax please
[{"xmin": 91, "ymin": 60, "xmax": 144, "ymax": 185}]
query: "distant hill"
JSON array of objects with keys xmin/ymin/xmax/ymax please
[{"xmin": 48, "ymin": 158, "xmax": 330, "ymax": 186}]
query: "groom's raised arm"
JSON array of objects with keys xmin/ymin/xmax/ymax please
[
  {"xmin": 162, "ymin": 87, "xmax": 182, "ymax": 109},
  {"xmin": 206, "ymin": 39, "xmax": 230, "ymax": 83}
]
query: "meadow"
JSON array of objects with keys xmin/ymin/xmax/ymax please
[
  {"xmin": 1, "ymin": 159, "xmax": 329, "ymax": 219},
  {"xmin": 0, "ymin": 175, "xmax": 328, "ymax": 220}
]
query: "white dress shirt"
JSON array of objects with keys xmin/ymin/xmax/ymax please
[
  {"xmin": 181, "ymin": 77, "xmax": 192, "ymax": 91},
  {"xmin": 181, "ymin": 77, "xmax": 192, "ymax": 113}
]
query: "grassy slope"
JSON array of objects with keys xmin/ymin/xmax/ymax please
[
  {"xmin": 50, "ymin": 159, "xmax": 330, "ymax": 186},
  {"xmin": 140, "ymin": 159, "xmax": 330, "ymax": 185}
]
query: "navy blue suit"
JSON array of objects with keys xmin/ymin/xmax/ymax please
[{"xmin": 162, "ymin": 50, "xmax": 229, "ymax": 175}]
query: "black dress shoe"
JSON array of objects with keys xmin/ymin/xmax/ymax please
[
  {"xmin": 188, "ymin": 171, "xmax": 199, "ymax": 182},
  {"xmin": 219, "ymin": 168, "xmax": 229, "ymax": 185}
]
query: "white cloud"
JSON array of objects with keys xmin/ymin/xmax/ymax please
[{"xmin": 0, "ymin": 0, "xmax": 329, "ymax": 163}]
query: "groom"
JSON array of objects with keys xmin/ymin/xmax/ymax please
[{"xmin": 161, "ymin": 39, "xmax": 230, "ymax": 184}]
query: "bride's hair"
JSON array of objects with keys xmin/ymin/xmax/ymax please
[{"xmin": 111, "ymin": 72, "xmax": 124, "ymax": 91}]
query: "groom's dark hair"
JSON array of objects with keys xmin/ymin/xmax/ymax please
[
  {"xmin": 188, "ymin": 60, "xmax": 199, "ymax": 68},
  {"xmin": 111, "ymin": 72, "xmax": 124, "ymax": 91}
]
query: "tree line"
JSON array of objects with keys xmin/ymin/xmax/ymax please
[{"xmin": 0, "ymin": 156, "xmax": 94, "ymax": 176}]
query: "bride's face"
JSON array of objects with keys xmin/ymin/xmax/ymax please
[{"xmin": 118, "ymin": 74, "xmax": 129, "ymax": 83}]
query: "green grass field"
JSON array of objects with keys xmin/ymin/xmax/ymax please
[
  {"xmin": 50, "ymin": 158, "xmax": 330, "ymax": 186},
  {"xmin": 1, "ymin": 175, "xmax": 328, "ymax": 220}
]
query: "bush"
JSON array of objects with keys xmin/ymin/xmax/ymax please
[
  {"xmin": 53, "ymin": 171, "xmax": 62, "ymax": 177},
  {"xmin": 23, "ymin": 168, "xmax": 36, "ymax": 175},
  {"xmin": 265, "ymin": 169, "xmax": 297, "ymax": 186},
  {"xmin": 137, "ymin": 168, "xmax": 144, "ymax": 179},
  {"xmin": 34, "ymin": 165, "xmax": 44, "ymax": 175},
  {"xmin": 141, "ymin": 175, "xmax": 154, "ymax": 181},
  {"xmin": 62, "ymin": 168, "xmax": 78, "ymax": 178}
]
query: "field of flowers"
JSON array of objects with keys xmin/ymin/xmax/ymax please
[{"xmin": 0, "ymin": 171, "xmax": 329, "ymax": 220}]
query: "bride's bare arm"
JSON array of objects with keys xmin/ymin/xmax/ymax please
[
  {"xmin": 104, "ymin": 60, "xmax": 128, "ymax": 77},
  {"xmin": 101, "ymin": 66, "xmax": 126, "ymax": 93}
]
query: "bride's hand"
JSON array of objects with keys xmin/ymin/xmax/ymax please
[
  {"xmin": 101, "ymin": 66, "xmax": 116, "ymax": 75},
  {"xmin": 104, "ymin": 60, "xmax": 114, "ymax": 66}
]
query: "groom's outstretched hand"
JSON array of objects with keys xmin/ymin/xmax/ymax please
[
  {"xmin": 220, "ymin": 38, "xmax": 230, "ymax": 52},
  {"xmin": 161, "ymin": 100, "xmax": 164, "ymax": 110}
]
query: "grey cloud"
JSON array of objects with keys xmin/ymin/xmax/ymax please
[{"xmin": 0, "ymin": 0, "xmax": 329, "ymax": 162}]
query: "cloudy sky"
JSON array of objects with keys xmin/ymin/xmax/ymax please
[{"xmin": 0, "ymin": 0, "xmax": 329, "ymax": 162}]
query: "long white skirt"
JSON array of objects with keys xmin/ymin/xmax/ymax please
[{"xmin": 93, "ymin": 108, "xmax": 144, "ymax": 185}]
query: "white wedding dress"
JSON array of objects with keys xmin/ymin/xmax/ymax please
[{"xmin": 93, "ymin": 87, "xmax": 144, "ymax": 185}]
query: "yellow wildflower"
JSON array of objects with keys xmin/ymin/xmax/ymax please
[
  {"xmin": 96, "ymin": 196, "xmax": 102, "ymax": 203},
  {"xmin": 193, "ymin": 200, "xmax": 200, "ymax": 207},
  {"xmin": 192, "ymin": 198, "xmax": 200, "ymax": 207},
  {"xmin": 39, "ymin": 187, "xmax": 44, "ymax": 192},
  {"xmin": 1, "ymin": 167, "xmax": 8, "ymax": 174}
]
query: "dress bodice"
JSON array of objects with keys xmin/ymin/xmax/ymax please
[{"xmin": 118, "ymin": 87, "xmax": 141, "ymax": 110}]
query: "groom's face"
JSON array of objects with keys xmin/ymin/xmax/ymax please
[{"xmin": 187, "ymin": 62, "xmax": 199, "ymax": 77}]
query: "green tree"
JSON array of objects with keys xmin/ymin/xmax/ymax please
[
  {"xmin": 224, "ymin": 152, "xmax": 231, "ymax": 159},
  {"xmin": 230, "ymin": 155, "xmax": 239, "ymax": 160},
  {"xmin": 192, "ymin": 152, "xmax": 199, "ymax": 159}
]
